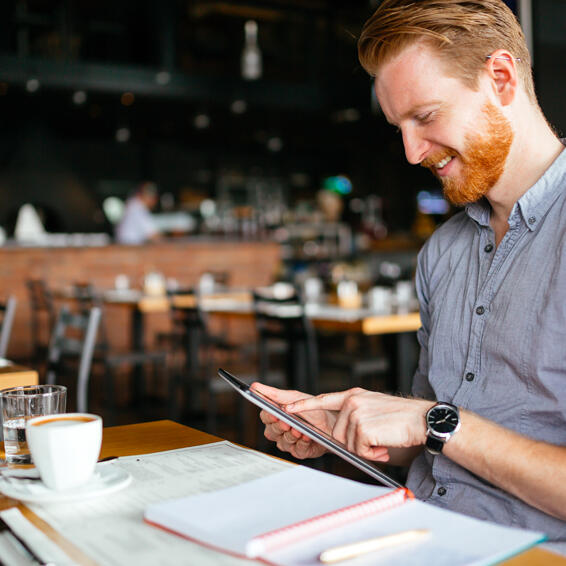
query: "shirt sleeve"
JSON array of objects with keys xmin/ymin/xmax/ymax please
[{"xmin": 411, "ymin": 241, "xmax": 436, "ymax": 400}]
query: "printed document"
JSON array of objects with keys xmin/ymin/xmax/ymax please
[{"xmin": 30, "ymin": 441, "xmax": 292, "ymax": 566}]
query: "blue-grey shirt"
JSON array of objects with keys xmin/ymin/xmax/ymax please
[{"xmin": 407, "ymin": 145, "xmax": 566, "ymax": 549}]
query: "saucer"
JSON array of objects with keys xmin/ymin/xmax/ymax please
[{"xmin": 0, "ymin": 464, "xmax": 132, "ymax": 504}]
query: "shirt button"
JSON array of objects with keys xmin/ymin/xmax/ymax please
[
  {"xmin": 465, "ymin": 372, "xmax": 475, "ymax": 382},
  {"xmin": 437, "ymin": 487, "xmax": 447, "ymax": 496},
  {"xmin": 476, "ymin": 306, "xmax": 485, "ymax": 315},
  {"xmin": 528, "ymin": 216, "xmax": 536, "ymax": 225},
  {"xmin": 484, "ymin": 243, "xmax": 494, "ymax": 253}
]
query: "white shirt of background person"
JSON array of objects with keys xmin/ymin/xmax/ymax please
[{"xmin": 115, "ymin": 184, "xmax": 159, "ymax": 245}]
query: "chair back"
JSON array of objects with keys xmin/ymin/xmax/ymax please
[
  {"xmin": 168, "ymin": 288, "xmax": 210, "ymax": 375},
  {"xmin": 0, "ymin": 296, "xmax": 17, "ymax": 358},
  {"xmin": 46, "ymin": 305, "xmax": 101, "ymax": 413},
  {"xmin": 252, "ymin": 287, "xmax": 318, "ymax": 392},
  {"xmin": 72, "ymin": 282, "xmax": 112, "ymax": 350}
]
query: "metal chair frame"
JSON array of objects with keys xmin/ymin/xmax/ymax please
[
  {"xmin": 0, "ymin": 296, "xmax": 17, "ymax": 358},
  {"xmin": 46, "ymin": 305, "xmax": 101, "ymax": 413}
]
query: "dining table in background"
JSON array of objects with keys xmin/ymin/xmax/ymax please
[
  {"xmin": 55, "ymin": 286, "xmax": 422, "ymax": 395},
  {"xmin": 0, "ymin": 359, "xmax": 39, "ymax": 390}
]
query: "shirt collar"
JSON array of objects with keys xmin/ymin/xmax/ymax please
[{"xmin": 464, "ymin": 144, "xmax": 566, "ymax": 230}]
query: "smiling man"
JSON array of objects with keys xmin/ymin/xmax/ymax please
[{"xmin": 253, "ymin": 0, "xmax": 566, "ymax": 554}]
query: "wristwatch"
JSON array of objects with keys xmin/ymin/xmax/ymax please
[{"xmin": 425, "ymin": 402, "xmax": 461, "ymax": 455}]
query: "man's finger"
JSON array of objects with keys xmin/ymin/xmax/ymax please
[
  {"xmin": 286, "ymin": 390, "xmax": 353, "ymax": 413},
  {"xmin": 251, "ymin": 382, "xmax": 310, "ymax": 404}
]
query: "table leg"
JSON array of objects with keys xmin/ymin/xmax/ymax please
[
  {"xmin": 183, "ymin": 323, "xmax": 201, "ymax": 413},
  {"xmin": 131, "ymin": 308, "xmax": 144, "ymax": 406}
]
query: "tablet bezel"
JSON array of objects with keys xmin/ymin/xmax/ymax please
[{"xmin": 218, "ymin": 368, "xmax": 403, "ymax": 489}]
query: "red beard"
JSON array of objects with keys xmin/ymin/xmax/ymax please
[{"xmin": 421, "ymin": 103, "xmax": 514, "ymax": 206}]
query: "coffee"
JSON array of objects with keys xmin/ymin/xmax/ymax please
[{"xmin": 32, "ymin": 415, "xmax": 95, "ymax": 426}]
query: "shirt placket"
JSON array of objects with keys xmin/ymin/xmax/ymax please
[{"xmin": 428, "ymin": 215, "xmax": 527, "ymax": 503}]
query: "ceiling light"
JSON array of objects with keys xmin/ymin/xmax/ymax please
[
  {"xmin": 241, "ymin": 20, "xmax": 262, "ymax": 80},
  {"xmin": 72, "ymin": 90, "xmax": 87, "ymax": 105},
  {"xmin": 26, "ymin": 78, "xmax": 40, "ymax": 93},
  {"xmin": 332, "ymin": 108, "xmax": 360, "ymax": 123},
  {"xmin": 115, "ymin": 127, "xmax": 130, "ymax": 143},
  {"xmin": 121, "ymin": 92, "xmax": 135, "ymax": 106},
  {"xmin": 267, "ymin": 137, "xmax": 283, "ymax": 152},
  {"xmin": 230, "ymin": 99, "xmax": 247, "ymax": 114},
  {"xmin": 155, "ymin": 71, "xmax": 171, "ymax": 85},
  {"xmin": 194, "ymin": 113, "xmax": 210, "ymax": 129}
]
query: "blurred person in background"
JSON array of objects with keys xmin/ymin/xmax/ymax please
[{"xmin": 115, "ymin": 181, "xmax": 161, "ymax": 245}]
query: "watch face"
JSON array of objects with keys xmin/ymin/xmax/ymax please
[{"xmin": 427, "ymin": 406, "xmax": 459, "ymax": 434}]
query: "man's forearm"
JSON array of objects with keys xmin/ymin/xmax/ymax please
[{"xmin": 444, "ymin": 410, "xmax": 566, "ymax": 520}]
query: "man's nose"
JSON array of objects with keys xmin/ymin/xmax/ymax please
[{"xmin": 402, "ymin": 127, "xmax": 430, "ymax": 165}]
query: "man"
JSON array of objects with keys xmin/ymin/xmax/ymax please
[
  {"xmin": 254, "ymin": 0, "xmax": 566, "ymax": 552},
  {"xmin": 115, "ymin": 181, "xmax": 161, "ymax": 245}
]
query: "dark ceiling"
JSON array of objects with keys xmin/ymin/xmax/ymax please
[
  {"xmin": 0, "ymin": 1, "xmax": 375, "ymax": 108},
  {"xmin": 0, "ymin": 1, "xmax": 387, "ymax": 154}
]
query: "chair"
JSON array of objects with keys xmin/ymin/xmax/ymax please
[
  {"xmin": 318, "ymin": 333, "xmax": 390, "ymax": 391},
  {"xmin": 252, "ymin": 287, "xmax": 318, "ymax": 394},
  {"xmin": 0, "ymin": 296, "xmax": 17, "ymax": 358},
  {"xmin": 71, "ymin": 282, "xmax": 170, "ymax": 423},
  {"xmin": 160, "ymin": 289, "xmax": 244, "ymax": 434},
  {"xmin": 46, "ymin": 305, "xmax": 101, "ymax": 413},
  {"xmin": 26, "ymin": 279, "xmax": 56, "ymax": 367}
]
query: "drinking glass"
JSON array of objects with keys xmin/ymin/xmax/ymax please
[{"xmin": 0, "ymin": 384, "xmax": 67, "ymax": 464}]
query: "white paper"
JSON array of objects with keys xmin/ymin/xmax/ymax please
[
  {"xmin": 0, "ymin": 507, "xmax": 76, "ymax": 566},
  {"xmin": 29, "ymin": 441, "xmax": 293, "ymax": 566}
]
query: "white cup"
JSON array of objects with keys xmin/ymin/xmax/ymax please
[
  {"xmin": 115, "ymin": 274, "xmax": 130, "ymax": 290},
  {"xmin": 395, "ymin": 280, "xmax": 415, "ymax": 313},
  {"xmin": 26, "ymin": 413, "xmax": 102, "ymax": 491},
  {"xmin": 304, "ymin": 277, "xmax": 323, "ymax": 303},
  {"xmin": 368, "ymin": 286, "xmax": 393, "ymax": 314}
]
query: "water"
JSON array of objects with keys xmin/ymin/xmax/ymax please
[{"xmin": 3, "ymin": 417, "xmax": 32, "ymax": 464}]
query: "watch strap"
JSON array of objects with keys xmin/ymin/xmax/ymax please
[{"xmin": 425, "ymin": 435, "xmax": 445, "ymax": 455}]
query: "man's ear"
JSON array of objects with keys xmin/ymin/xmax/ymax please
[{"xmin": 485, "ymin": 49, "xmax": 518, "ymax": 106}]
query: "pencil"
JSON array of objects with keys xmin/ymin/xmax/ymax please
[{"xmin": 318, "ymin": 528, "xmax": 430, "ymax": 564}]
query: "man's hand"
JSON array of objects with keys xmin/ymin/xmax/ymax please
[
  {"xmin": 286, "ymin": 388, "xmax": 434, "ymax": 462},
  {"xmin": 251, "ymin": 383, "xmax": 332, "ymax": 460}
]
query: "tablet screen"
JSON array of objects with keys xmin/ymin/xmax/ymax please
[{"xmin": 218, "ymin": 368, "xmax": 403, "ymax": 489}]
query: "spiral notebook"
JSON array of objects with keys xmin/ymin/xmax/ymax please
[{"xmin": 144, "ymin": 465, "xmax": 545, "ymax": 566}]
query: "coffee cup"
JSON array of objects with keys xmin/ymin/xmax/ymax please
[{"xmin": 26, "ymin": 413, "xmax": 102, "ymax": 491}]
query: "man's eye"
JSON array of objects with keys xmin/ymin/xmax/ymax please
[{"xmin": 416, "ymin": 111, "xmax": 434, "ymax": 123}]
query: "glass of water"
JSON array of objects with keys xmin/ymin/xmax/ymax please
[{"xmin": 0, "ymin": 384, "xmax": 67, "ymax": 464}]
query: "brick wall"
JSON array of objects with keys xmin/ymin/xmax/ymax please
[{"xmin": 0, "ymin": 240, "xmax": 281, "ymax": 360}]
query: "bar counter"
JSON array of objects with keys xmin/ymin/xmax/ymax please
[{"xmin": 0, "ymin": 239, "xmax": 281, "ymax": 359}]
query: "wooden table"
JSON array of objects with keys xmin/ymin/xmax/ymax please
[
  {"xmin": 1, "ymin": 420, "xmax": 563, "ymax": 565},
  {"xmin": 0, "ymin": 360, "xmax": 39, "ymax": 390}
]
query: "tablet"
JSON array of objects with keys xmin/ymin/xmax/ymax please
[{"xmin": 218, "ymin": 368, "xmax": 403, "ymax": 489}]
